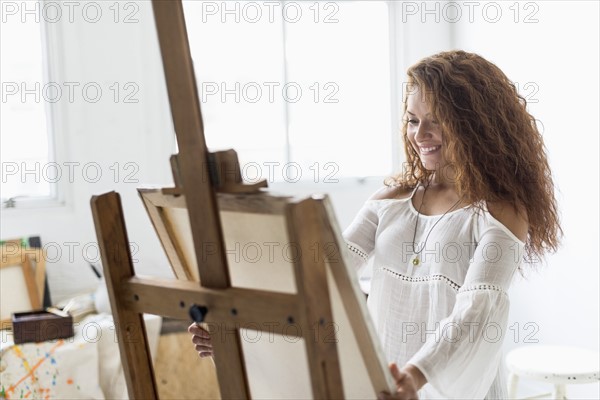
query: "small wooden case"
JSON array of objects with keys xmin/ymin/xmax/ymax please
[{"xmin": 12, "ymin": 310, "xmax": 74, "ymax": 344}]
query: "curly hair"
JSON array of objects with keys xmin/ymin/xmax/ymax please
[{"xmin": 384, "ymin": 50, "xmax": 561, "ymax": 263}]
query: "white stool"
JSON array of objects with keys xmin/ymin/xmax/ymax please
[{"xmin": 506, "ymin": 345, "xmax": 599, "ymax": 399}]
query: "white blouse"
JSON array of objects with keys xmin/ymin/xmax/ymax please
[{"xmin": 342, "ymin": 187, "xmax": 524, "ymax": 399}]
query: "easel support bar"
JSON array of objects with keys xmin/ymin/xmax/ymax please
[
  {"xmin": 122, "ymin": 277, "xmax": 301, "ymax": 331},
  {"xmin": 91, "ymin": 191, "xmax": 158, "ymax": 400}
]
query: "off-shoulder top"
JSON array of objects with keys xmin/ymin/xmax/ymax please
[{"xmin": 342, "ymin": 186, "xmax": 524, "ymax": 399}]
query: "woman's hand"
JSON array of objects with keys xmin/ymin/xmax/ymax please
[
  {"xmin": 188, "ymin": 322, "xmax": 213, "ymax": 358},
  {"xmin": 377, "ymin": 363, "xmax": 425, "ymax": 400}
]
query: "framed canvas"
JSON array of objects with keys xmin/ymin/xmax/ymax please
[
  {"xmin": 137, "ymin": 188, "xmax": 395, "ymax": 399},
  {"xmin": 0, "ymin": 238, "xmax": 47, "ymax": 305},
  {"xmin": 1, "ymin": 248, "xmax": 42, "ymax": 327}
]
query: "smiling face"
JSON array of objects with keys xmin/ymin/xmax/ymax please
[{"xmin": 405, "ymin": 88, "xmax": 446, "ymax": 172}]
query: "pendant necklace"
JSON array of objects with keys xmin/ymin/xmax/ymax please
[{"xmin": 411, "ymin": 181, "xmax": 463, "ymax": 266}]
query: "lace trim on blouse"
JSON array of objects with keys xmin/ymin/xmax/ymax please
[
  {"xmin": 382, "ymin": 268, "xmax": 506, "ymax": 294},
  {"xmin": 458, "ymin": 283, "xmax": 504, "ymax": 293},
  {"xmin": 347, "ymin": 242, "xmax": 369, "ymax": 261},
  {"xmin": 382, "ymin": 268, "xmax": 461, "ymax": 292}
]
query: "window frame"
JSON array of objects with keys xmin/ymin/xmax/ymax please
[{"xmin": 1, "ymin": 8, "xmax": 67, "ymax": 210}]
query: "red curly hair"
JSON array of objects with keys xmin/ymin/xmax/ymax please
[{"xmin": 385, "ymin": 50, "xmax": 561, "ymax": 263}]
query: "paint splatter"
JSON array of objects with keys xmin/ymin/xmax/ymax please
[
  {"xmin": 66, "ymin": 379, "xmax": 73, "ymax": 385},
  {"xmin": 4, "ymin": 340, "xmax": 64, "ymax": 398}
]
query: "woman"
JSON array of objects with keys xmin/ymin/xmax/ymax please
[
  {"xmin": 347, "ymin": 50, "xmax": 561, "ymax": 399},
  {"xmin": 190, "ymin": 50, "xmax": 561, "ymax": 399}
]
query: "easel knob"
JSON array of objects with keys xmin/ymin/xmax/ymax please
[{"xmin": 189, "ymin": 304, "xmax": 209, "ymax": 323}]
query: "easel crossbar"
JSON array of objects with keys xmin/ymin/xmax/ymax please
[
  {"xmin": 139, "ymin": 188, "xmax": 301, "ymax": 215},
  {"xmin": 122, "ymin": 277, "xmax": 300, "ymax": 332}
]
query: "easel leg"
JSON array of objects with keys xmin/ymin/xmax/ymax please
[{"xmin": 91, "ymin": 192, "xmax": 158, "ymax": 399}]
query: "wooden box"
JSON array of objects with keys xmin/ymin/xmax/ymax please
[{"xmin": 12, "ymin": 310, "xmax": 74, "ymax": 344}]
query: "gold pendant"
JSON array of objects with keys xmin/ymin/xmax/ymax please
[{"xmin": 412, "ymin": 257, "xmax": 420, "ymax": 266}]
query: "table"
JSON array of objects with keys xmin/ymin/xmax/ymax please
[
  {"xmin": 506, "ymin": 345, "xmax": 600, "ymax": 399},
  {"xmin": 1, "ymin": 313, "xmax": 161, "ymax": 399}
]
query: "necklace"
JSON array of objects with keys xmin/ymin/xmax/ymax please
[{"xmin": 411, "ymin": 181, "xmax": 463, "ymax": 266}]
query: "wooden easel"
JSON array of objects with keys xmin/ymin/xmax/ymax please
[{"xmin": 91, "ymin": 1, "xmax": 394, "ymax": 398}]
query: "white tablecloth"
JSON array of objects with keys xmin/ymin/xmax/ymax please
[{"xmin": 1, "ymin": 313, "xmax": 161, "ymax": 399}]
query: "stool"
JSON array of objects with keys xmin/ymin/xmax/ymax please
[{"xmin": 506, "ymin": 345, "xmax": 599, "ymax": 399}]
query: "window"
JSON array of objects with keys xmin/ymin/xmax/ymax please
[
  {"xmin": 1, "ymin": 1, "xmax": 398, "ymax": 206},
  {"xmin": 1, "ymin": 1, "xmax": 58, "ymax": 208},
  {"xmin": 183, "ymin": 1, "xmax": 394, "ymax": 184}
]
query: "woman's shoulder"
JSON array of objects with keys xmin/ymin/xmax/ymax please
[
  {"xmin": 482, "ymin": 200, "xmax": 529, "ymax": 243},
  {"xmin": 368, "ymin": 184, "xmax": 415, "ymax": 201}
]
